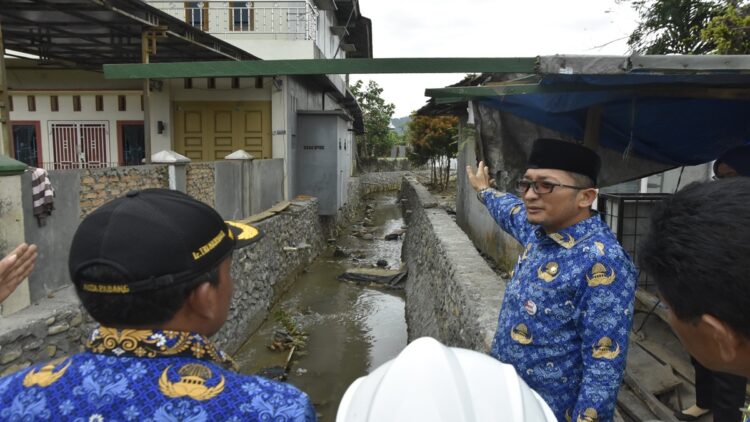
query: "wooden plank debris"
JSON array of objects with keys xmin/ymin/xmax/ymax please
[
  {"xmin": 617, "ymin": 386, "xmax": 659, "ymax": 422},
  {"xmin": 627, "ymin": 343, "xmax": 682, "ymax": 395},
  {"xmin": 243, "ymin": 201, "xmax": 291, "ymax": 224},
  {"xmin": 623, "ymin": 371, "xmax": 680, "ymax": 422}
]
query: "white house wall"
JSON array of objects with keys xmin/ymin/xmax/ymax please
[{"xmin": 9, "ymin": 93, "xmax": 144, "ymax": 166}]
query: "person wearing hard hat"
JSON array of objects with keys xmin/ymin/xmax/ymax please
[
  {"xmin": 336, "ymin": 337, "xmax": 557, "ymax": 422},
  {"xmin": 466, "ymin": 138, "xmax": 637, "ymax": 422}
]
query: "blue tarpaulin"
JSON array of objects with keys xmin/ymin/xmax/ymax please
[{"xmin": 479, "ymin": 72, "xmax": 750, "ymax": 166}]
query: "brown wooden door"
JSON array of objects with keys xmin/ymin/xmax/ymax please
[{"xmin": 173, "ymin": 101, "xmax": 271, "ymax": 161}]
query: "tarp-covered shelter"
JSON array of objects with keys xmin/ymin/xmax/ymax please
[{"xmin": 425, "ymin": 55, "xmax": 750, "ymax": 187}]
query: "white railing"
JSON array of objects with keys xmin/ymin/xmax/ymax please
[{"xmin": 147, "ymin": 0, "xmax": 319, "ymax": 41}]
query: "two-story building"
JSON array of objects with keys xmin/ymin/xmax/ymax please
[{"xmin": 1, "ymin": 0, "xmax": 371, "ymax": 198}]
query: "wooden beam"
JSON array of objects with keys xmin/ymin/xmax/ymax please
[
  {"xmin": 103, "ymin": 57, "xmax": 539, "ymax": 79},
  {"xmin": 583, "ymin": 106, "xmax": 602, "ymax": 150},
  {"xmin": 0, "ymin": 22, "xmax": 10, "ymax": 156}
]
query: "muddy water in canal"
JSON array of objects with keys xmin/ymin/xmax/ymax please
[{"xmin": 233, "ymin": 192, "xmax": 407, "ymax": 421}]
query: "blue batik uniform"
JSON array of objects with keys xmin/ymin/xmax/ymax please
[
  {"xmin": 480, "ymin": 189, "xmax": 637, "ymax": 422},
  {"xmin": 0, "ymin": 326, "xmax": 316, "ymax": 421}
]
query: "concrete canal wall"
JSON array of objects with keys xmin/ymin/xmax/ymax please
[
  {"xmin": 401, "ymin": 176, "xmax": 506, "ymax": 352},
  {"xmin": 0, "ymin": 171, "xmax": 408, "ymax": 374}
]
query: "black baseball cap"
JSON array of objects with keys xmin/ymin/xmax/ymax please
[
  {"xmin": 69, "ymin": 188, "xmax": 263, "ymax": 294},
  {"xmin": 527, "ymin": 138, "xmax": 601, "ymax": 184}
]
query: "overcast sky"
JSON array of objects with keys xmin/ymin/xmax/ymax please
[{"xmin": 356, "ymin": 0, "xmax": 640, "ymax": 117}]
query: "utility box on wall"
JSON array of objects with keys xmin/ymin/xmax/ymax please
[{"xmin": 296, "ymin": 111, "xmax": 352, "ymax": 215}]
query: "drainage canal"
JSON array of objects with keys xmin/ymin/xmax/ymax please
[{"xmin": 233, "ymin": 192, "xmax": 408, "ymax": 421}]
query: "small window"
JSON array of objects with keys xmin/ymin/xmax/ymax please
[
  {"xmin": 255, "ymin": 77, "xmax": 264, "ymax": 89},
  {"xmin": 95, "ymin": 95, "xmax": 104, "ymax": 111},
  {"xmin": 184, "ymin": 78, "xmax": 193, "ymax": 89},
  {"xmin": 185, "ymin": 2, "xmax": 208, "ymax": 31},
  {"xmin": 207, "ymin": 77, "xmax": 216, "ymax": 89},
  {"xmin": 72, "ymin": 95, "xmax": 81, "ymax": 112},
  {"xmin": 50, "ymin": 95, "xmax": 59, "ymax": 112},
  {"xmin": 141, "ymin": 95, "xmax": 144, "ymax": 111},
  {"xmin": 229, "ymin": 1, "xmax": 254, "ymax": 31},
  {"xmin": 232, "ymin": 77, "xmax": 240, "ymax": 89},
  {"xmin": 27, "ymin": 95, "xmax": 36, "ymax": 112},
  {"xmin": 8, "ymin": 96, "xmax": 13, "ymax": 112},
  {"xmin": 118, "ymin": 95, "xmax": 126, "ymax": 111}
]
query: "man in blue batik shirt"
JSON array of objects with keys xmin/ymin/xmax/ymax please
[
  {"xmin": 467, "ymin": 138, "xmax": 637, "ymax": 422},
  {"xmin": 0, "ymin": 189, "xmax": 316, "ymax": 421}
]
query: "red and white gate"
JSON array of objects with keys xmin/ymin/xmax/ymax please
[{"xmin": 50, "ymin": 122, "xmax": 109, "ymax": 169}]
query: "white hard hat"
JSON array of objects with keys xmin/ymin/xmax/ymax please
[{"xmin": 336, "ymin": 337, "xmax": 556, "ymax": 422}]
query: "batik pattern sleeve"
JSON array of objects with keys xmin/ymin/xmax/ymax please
[
  {"xmin": 479, "ymin": 189, "xmax": 530, "ymax": 244},
  {"xmin": 572, "ymin": 253, "xmax": 637, "ymax": 422}
]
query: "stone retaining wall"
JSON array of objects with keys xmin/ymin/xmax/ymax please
[
  {"xmin": 401, "ymin": 176, "xmax": 506, "ymax": 352},
  {"xmin": 0, "ymin": 172, "xmax": 404, "ymax": 374},
  {"xmin": 186, "ymin": 162, "xmax": 216, "ymax": 207},
  {"xmin": 79, "ymin": 166, "xmax": 169, "ymax": 218}
]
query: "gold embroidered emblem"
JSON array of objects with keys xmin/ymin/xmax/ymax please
[
  {"xmin": 586, "ymin": 263, "xmax": 617, "ymax": 287},
  {"xmin": 23, "ymin": 357, "xmax": 72, "ymax": 388},
  {"xmin": 577, "ymin": 408, "xmax": 599, "ymax": 422},
  {"xmin": 592, "ymin": 337, "xmax": 621, "ymax": 360},
  {"xmin": 549, "ymin": 233, "xmax": 576, "ymax": 249},
  {"xmin": 226, "ymin": 221, "xmax": 260, "ymax": 241},
  {"xmin": 537, "ymin": 262, "xmax": 560, "ymax": 282},
  {"xmin": 594, "ymin": 241, "xmax": 605, "ymax": 255},
  {"xmin": 510, "ymin": 205, "xmax": 522, "ymax": 215},
  {"xmin": 159, "ymin": 364, "xmax": 225, "ymax": 401},
  {"xmin": 511, "ymin": 323, "xmax": 533, "ymax": 345},
  {"xmin": 521, "ymin": 243, "xmax": 532, "ymax": 261}
]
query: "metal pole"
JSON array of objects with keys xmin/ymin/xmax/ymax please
[{"xmin": 0, "ymin": 23, "xmax": 11, "ymax": 156}]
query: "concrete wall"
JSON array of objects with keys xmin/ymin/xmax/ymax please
[
  {"xmin": 401, "ymin": 176, "xmax": 505, "ymax": 352},
  {"xmin": 250, "ymin": 159, "xmax": 284, "ymax": 214},
  {"xmin": 456, "ymin": 125, "xmax": 524, "ymax": 271},
  {"xmin": 21, "ymin": 171, "xmax": 81, "ymax": 303},
  {"xmin": 214, "ymin": 160, "xmax": 248, "ymax": 220},
  {"xmin": 0, "ymin": 169, "xmax": 405, "ymax": 373}
]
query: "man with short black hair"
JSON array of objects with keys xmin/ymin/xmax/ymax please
[
  {"xmin": 467, "ymin": 138, "xmax": 637, "ymax": 421},
  {"xmin": 0, "ymin": 189, "xmax": 315, "ymax": 421},
  {"xmin": 641, "ymin": 172, "xmax": 750, "ymax": 422}
]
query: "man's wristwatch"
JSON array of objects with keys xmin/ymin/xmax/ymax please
[{"xmin": 476, "ymin": 187, "xmax": 491, "ymax": 204}]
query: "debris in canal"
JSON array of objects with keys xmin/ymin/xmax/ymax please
[
  {"xmin": 267, "ymin": 308, "xmax": 308, "ymax": 352},
  {"xmin": 337, "ymin": 268, "xmax": 407, "ymax": 289}
]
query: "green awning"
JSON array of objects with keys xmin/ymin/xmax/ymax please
[{"xmin": 103, "ymin": 57, "xmax": 538, "ymax": 79}]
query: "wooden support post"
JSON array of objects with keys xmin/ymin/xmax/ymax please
[
  {"xmin": 583, "ymin": 106, "xmax": 602, "ymax": 150},
  {"xmin": 142, "ymin": 32, "xmax": 152, "ymax": 164},
  {"xmin": 0, "ymin": 23, "xmax": 11, "ymax": 156}
]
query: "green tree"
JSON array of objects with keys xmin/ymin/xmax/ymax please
[
  {"xmin": 702, "ymin": 2, "xmax": 750, "ymax": 53},
  {"xmin": 624, "ymin": 0, "xmax": 724, "ymax": 54},
  {"xmin": 407, "ymin": 115, "xmax": 459, "ymax": 190},
  {"xmin": 350, "ymin": 80, "xmax": 396, "ymax": 158}
]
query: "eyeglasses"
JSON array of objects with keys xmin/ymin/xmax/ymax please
[{"xmin": 515, "ymin": 179, "xmax": 589, "ymax": 195}]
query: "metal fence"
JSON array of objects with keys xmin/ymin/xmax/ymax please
[
  {"xmin": 597, "ymin": 193, "xmax": 672, "ymax": 291},
  {"xmin": 147, "ymin": 0, "xmax": 319, "ymax": 40}
]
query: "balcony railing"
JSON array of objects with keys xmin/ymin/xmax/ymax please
[{"xmin": 147, "ymin": 0, "xmax": 319, "ymax": 41}]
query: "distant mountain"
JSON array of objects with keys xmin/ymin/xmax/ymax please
[{"xmin": 390, "ymin": 116, "xmax": 411, "ymax": 135}]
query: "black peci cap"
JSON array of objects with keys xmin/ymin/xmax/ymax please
[
  {"xmin": 527, "ymin": 138, "xmax": 601, "ymax": 184},
  {"xmin": 69, "ymin": 188, "xmax": 262, "ymax": 295}
]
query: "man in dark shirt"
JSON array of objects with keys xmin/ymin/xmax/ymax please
[{"xmin": 640, "ymin": 175, "xmax": 750, "ymax": 422}]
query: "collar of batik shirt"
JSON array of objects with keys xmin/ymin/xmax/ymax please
[
  {"xmin": 538, "ymin": 211, "xmax": 605, "ymax": 250},
  {"xmin": 85, "ymin": 326, "xmax": 238, "ymax": 371}
]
